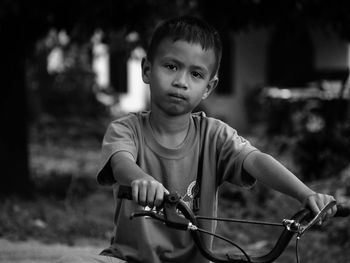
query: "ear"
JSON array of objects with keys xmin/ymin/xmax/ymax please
[
  {"xmin": 202, "ymin": 77, "xmax": 218, "ymax": 100},
  {"xmin": 141, "ymin": 57, "xmax": 151, "ymax": 84}
]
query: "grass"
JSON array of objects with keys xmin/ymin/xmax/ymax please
[
  {"xmin": 1, "ymin": 116, "xmax": 114, "ymax": 245},
  {"xmin": 1, "ymin": 116, "xmax": 349, "ymax": 262},
  {"xmin": 0, "ymin": 190, "xmax": 113, "ymax": 244}
]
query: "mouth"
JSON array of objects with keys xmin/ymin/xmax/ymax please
[{"xmin": 168, "ymin": 93, "xmax": 186, "ymax": 101}]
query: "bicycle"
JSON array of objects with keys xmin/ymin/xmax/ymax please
[{"xmin": 117, "ymin": 185, "xmax": 350, "ymax": 263}]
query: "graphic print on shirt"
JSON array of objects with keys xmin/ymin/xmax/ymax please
[{"xmin": 182, "ymin": 180, "xmax": 199, "ymax": 211}]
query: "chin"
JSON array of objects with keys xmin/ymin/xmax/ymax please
[{"xmin": 165, "ymin": 106, "xmax": 190, "ymax": 116}]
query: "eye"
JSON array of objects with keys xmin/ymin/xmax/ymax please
[
  {"xmin": 191, "ymin": 71, "xmax": 204, "ymax": 79},
  {"xmin": 164, "ymin": 64, "xmax": 177, "ymax": 71}
]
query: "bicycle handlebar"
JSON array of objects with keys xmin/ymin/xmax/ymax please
[{"xmin": 117, "ymin": 185, "xmax": 350, "ymax": 263}]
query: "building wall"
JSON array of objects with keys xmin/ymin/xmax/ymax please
[
  {"xmin": 311, "ymin": 29, "xmax": 348, "ymax": 70},
  {"xmin": 204, "ymin": 29, "xmax": 270, "ymax": 133},
  {"xmin": 204, "ymin": 27, "xmax": 348, "ymax": 133}
]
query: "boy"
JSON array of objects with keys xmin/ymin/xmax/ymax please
[{"xmin": 62, "ymin": 16, "xmax": 337, "ymax": 263}]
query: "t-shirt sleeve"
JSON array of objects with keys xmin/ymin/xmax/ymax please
[
  {"xmin": 216, "ymin": 124, "xmax": 259, "ymax": 188},
  {"xmin": 97, "ymin": 118, "xmax": 138, "ymax": 186}
]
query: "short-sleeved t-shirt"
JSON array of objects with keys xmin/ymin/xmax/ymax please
[{"xmin": 97, "ymin": 111, "xmax": 258, "ymax": 263}]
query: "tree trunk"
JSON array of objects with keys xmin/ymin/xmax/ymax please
[{"xmin": 0, "ymin": 21, "xmax": 34, "ymax": 197}]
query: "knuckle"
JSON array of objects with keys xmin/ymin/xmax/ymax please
[
  {"xmin": 141, "ymin": 180, "xmax": 148, "ymax": 186},
  {"xmin": 149, "ymin": 180, "xmax": 158, "ymax": 187}
]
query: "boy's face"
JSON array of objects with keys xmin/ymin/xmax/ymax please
[{"xmin": 142, "ymin": 38, "xmax": 218, "ymax": 116}]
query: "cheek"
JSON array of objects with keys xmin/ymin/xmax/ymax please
[
  {"xmin": 154, "ymin": 71, "xmax": 172, "ymax": 86},
  {"xmin": 193, "ymin": 82, "xmax": 209, "ymax": 95},
  {"xmin": 149, "ymin": 74, "xmax": 168, "ymax": 95}
]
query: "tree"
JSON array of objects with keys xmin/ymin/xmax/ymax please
[
  {"xmin": 0, "ymin": 1, "xmax": 39, "ymax": 196},
  {"xmin": 0, "ymin": 0, "xmax": 197, "ymax": 196},
  {"xmin": 198, "ymin": 0, "xmax": 350, "ymax": 40},
  {"xmin": 1, "ymin": 0, "xmax": 349, "ymax": 196}
]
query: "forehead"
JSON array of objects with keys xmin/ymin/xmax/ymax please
[{"xmin": 154, "ymin": 38, "xmax": 216, "ymax": 72}]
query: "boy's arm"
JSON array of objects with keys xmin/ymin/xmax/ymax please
[
  {"xmin": 243, "ymin": 151, "xmax": 337, "ymax": 218},
  {"xmin": 110, "ymin": 151, "xmax": 168, "ymax": 208}
]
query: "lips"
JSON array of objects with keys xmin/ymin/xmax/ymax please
[{"xmin": 168, "ymin": 93, "xmax": 186, "ymax": 101}]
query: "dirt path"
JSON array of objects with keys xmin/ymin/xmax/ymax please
[{"xmin": 0, "ymin": 238, "xmax": 105, "ymax": 263}]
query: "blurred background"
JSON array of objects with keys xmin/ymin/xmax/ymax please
[{"xmin": 1, "ymin": 0, "xmax": 350, "ymax": 262}]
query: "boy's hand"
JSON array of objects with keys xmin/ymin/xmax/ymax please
[
  {"xmin": 131, "ymin": 179, "xmax": 169, "ymax": 208},
  {"xmin": 303, "ymin": 193, "xmax": 337, "ymax": 224}
]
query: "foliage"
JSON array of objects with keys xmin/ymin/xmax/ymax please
[
  {"xmin": 198, "ymin": 0, "xmax": 350, "ymax": 40},
  {"xmin": 247, "ymin": 88, "xmax": 350, "ymax": 181},
  {"xmin": 29, "ymin": 115, "xmax": 108, "ymax": 181},
  {"xmin": 45, "ymin": 69, "xmax": 104, "ymax": 118},
  {"xmin": 292, "ymin": 122, "xmax": 350, "ymax": 181},
  {"xmin": 0, "ymin": 191, "xmax": 114, "ymax": 245},
  {"xmin": 27, "ymin": 32, "xmax": 108, "ymax": 121},
  {"xmin": 0, "ymin": 117, "xmax": 113, "ymax": 244}
]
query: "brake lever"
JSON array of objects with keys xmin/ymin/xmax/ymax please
[
  {"xmin": 128, "ymin": 192, "xmax": 192, "ymax": 231},
  {"xmin": 131, "ymin": 210, "xmax": 167, "ymax": 223},
  {"xmin": 297, "ymin": 200, "xmax": 337, "ymax": 238},
  {"xmin": 163, "ymin": 193, "xmax": 192, "ymax": 230}
]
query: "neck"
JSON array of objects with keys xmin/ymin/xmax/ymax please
[
  {"xmin": 150, "ymin": 111, "xmax": 190, "ymax": 134},
  {"xmin": 149, "ymin": 110, "xmax": 191, "ymax": 148}
]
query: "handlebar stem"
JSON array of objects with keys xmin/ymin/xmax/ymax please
[
  {"xmin": 163, "ymin": 192, "xmax": 192, "ymax": 230},
  {"xmin": 282, "ymin": 219, "xmax": 301, "ymax": 232}
]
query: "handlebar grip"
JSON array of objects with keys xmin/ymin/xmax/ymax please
[
  {"xmin": 117, "ymin": 185, "xmax": 133, "ymax": 200},
  {"xmin": 335, "ymin": 205, "xmax": 350, "ymax": 217}
]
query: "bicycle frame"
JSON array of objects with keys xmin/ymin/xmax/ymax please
[{"xmin": 117, "ymin": 185, "xmax": 349, "ymax": 263}]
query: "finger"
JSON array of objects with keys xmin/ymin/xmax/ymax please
[
  {"xmin": 307, "ymin": 197, "xmax": 324, "ymax": 225},
  {"xmin": 331, "ymin": 204, "xmax": 337, "ymax": 217},
  {"xmin": 154, "ymin": 185, "xmax": 165, "ymax": 208},
  {"xmin": 307, "ymin": 197, "xmax": 320, "ymax": 215},
  {"xmin": 147, "ymin": 183, "xmax": 156, "ymax": 208},
  {"xmin": 131, "ymin": 182, "xmax": 139, "ymax": 203},
  {"xmin": 320, "ymin": 195, "xmax": 336, "ymax": 219},
  {"xmin": 315, "ymin": 196, "xmax": 327, "ymax": 224},
  {"xmin": 138, "ymin": 181, "xmax": 147, "ymax": 207},
  {"xmin": 328, "ymin": 196, "xmax": 337, "ymax": 217},
  {"xmin": 315, "ymin": 195, "xmax": 325, "ymax": 212}
]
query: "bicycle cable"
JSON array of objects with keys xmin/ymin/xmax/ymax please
[
  {"xmin": 193, "ymin": 226, "xmax": 251, "ymax": 262},
  {"xmin": 295, "ymin": 236, "xmax": 300, "ymax": 263},
  {"xmin": 196, "ymin": 216, "xmax": 284, "ymax": 227}
]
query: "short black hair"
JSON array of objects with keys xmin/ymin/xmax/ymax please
[{"xmin": 147, "ymin": 16, "xmax": 222, "ymax": 78}]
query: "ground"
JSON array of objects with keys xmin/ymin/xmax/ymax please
[{"xmin": 0, "ymin": 238, "xmax": 104, "ymax": 263}]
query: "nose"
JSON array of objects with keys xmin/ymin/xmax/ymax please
[{"xmin": 172, "ymin": 71, "xmax": 188, "ymax": 89}]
